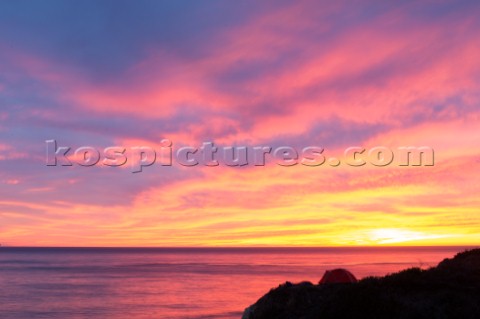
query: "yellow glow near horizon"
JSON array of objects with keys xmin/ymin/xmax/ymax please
[{"xmin": 366, "ymin": 229, "xmax": 452, "ymax": 245}]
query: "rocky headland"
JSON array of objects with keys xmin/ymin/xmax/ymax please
[{"xmin": 242, "ymin": 248, "xmax": 480, "ymax": 319}]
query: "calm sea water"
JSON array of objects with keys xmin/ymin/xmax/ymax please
[{"xmin": 0, "ymin": 247, "xmax": 474, "ymax": 319}]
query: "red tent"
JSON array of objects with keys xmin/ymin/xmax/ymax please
[{"xmin": 319, "ymin": 268, "xmax": 358, "ymax": 284}]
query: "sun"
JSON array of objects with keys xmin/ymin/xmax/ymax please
[{"xmin": 367, "ymin": 228, "xmax": 448, "ymax": 245}]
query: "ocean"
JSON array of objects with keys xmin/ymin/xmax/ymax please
[{"xmin": 0, "ymin": 246, "xmax": 474, "ymax": 319}]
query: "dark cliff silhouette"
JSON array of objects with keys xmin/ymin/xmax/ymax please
[{"xmin": 242, "ymin": 249, "xmax": 480, "ymax": 319}]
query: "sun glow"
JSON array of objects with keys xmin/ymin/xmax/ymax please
[{"xmin": 367, "ymin": 229, "xmax": 450, "ymax": 245}]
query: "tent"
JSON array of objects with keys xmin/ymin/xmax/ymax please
[{"xmin": 319, "ymin": 268, "xmax": 358, "ymax": 284}]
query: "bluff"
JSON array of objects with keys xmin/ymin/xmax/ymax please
[{"xmin": 242, "ymin": 249, "xmax": 480, "ymax": 319}]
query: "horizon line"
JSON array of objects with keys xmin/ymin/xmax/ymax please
[{"xmin": 1, "ymin": 245, "xmax": 478, "ymax": 249}]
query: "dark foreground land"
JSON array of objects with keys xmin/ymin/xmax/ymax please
[{"xmin": 242, "ymin": 249, "xmax": 480, "ymax": 319}]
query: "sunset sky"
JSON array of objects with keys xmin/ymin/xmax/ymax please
[{"xmin": 0, "ymin": 0, "xmax": 479, "ymax": 247}]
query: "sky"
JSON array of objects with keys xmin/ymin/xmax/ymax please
[{"xmin": 0, "ymin": 0, "xmax": 479, "ymax": 247}]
